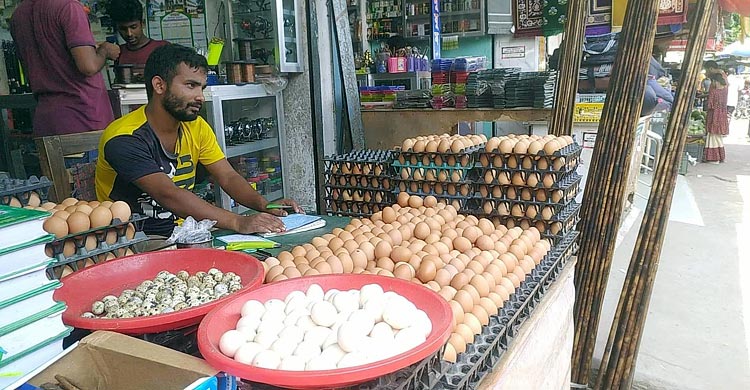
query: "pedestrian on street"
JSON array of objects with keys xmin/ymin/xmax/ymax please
[{"xmin": 703, "ymin": 61, "xmax": 728, "ymax": 163}]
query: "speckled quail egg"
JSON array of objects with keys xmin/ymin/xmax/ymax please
[{"xmin": 91, "ymin": 301, "xmax": 105, "ymax": 315}]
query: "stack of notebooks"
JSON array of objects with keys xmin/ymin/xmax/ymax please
[
  {"xmin": 534, "ymin": 71, "xmax": 557, "ymax": 108},
  {"xmin": 487, "ymin": 68, "xmax": 521, "ymax": 108},
  {"xmin": 394, "ymin": 90, "xmax": 432, "ymax": 109},
  {"xmin": 466, "ymin": 72, "xmax": 494, "ymax": 108},
  {"xmin": 0, "ymin": 205, "xmax": 71, "ymax": 388}
]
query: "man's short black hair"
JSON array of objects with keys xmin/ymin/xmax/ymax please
[
  {"xmin": 144, "ymin": 44, "xmax": 209, "ymax": 99},
  {"xmin": 108, "ymin": 0, "xmax": 144, "ymax": 24},
  {"xmin": 704, "ymin": 60, "xmax": 719, "ymax": 70}
]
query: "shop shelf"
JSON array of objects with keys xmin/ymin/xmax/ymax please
[{"xmin": 225, "ymin": 137, "xmax": 279, "ymax": 158}]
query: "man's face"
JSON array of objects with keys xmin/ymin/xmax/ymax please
[
  {"xmin": 162, "ymin": 63, "xmax": 207, "ymax": 122},
  {"xmin": 117, "ymin": 20, "xmax": 145, "ymax": 46}
]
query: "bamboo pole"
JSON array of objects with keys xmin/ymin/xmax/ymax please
[
  {"xmin": 570, "ymin": 0, "xmax": 660, "ymax": 385},
  {"xmin": 596, "ymin": 0, "xmax": 715, "ymax": 388},
  {"xmin": 548, "ymin": 0, "xmax": 588, "ymax": 137}
]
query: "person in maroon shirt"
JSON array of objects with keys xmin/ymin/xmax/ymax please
[
  {"xmin": 108, "ymin": 0, "xmax": 168, "ymax": 82},
  {"xmin": 10, "ymin": 0, "xmax": 120, "ymax": 136}
]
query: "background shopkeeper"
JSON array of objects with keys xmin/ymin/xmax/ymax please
[
  {"xmin": 107, "ymin": 0, "xmax": 168, "ymax": 81},
  {"xmin": 95, "ymin": 44, "xmax": 303, "ymax": 236}
]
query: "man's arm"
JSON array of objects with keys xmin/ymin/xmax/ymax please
[
  {"xmin": 204, "ymin": 159, "xmax": 269, "ymax": 211},
  {"xmin": 133, "ymin": 172, "xmax": 284, "ymax": 233},
  {"xmin": 70, "ymin": 43, "xmax": 119, "ymax": 76}
]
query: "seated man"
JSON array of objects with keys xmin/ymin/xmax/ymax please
[
  {"xmin": 108, "ymin": 0, "xmax": 168, "ymax": 81},
  {"xmin": 95, "ymin": 44, "xmax": 302, "ymax": 237}
]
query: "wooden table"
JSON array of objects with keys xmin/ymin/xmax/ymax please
[{"xmin": 362, "ymin": 108, "xmax": 552, "ymax": 149}]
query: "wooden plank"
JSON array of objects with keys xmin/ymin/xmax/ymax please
[
  {"xmin": 36, "ymin": 135, "xmax": 68, "ymax": 203},
  {"xmin": 56, "ymin": 130, "xmax": 103, "ymax": 155},
  {"xmin": 331, "ymin": 0, "xmax": 364, "ymax": 150}
]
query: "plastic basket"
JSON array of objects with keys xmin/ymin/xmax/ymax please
[{"xmin": 573, "ymin": 103, "xmax": 604, "ymax": 123}]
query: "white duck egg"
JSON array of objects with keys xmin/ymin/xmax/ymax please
[
  {"xmin": 234, "ymin": 342, "xmax": 264, "ymax": 364},
  {"xmin": 284, "ymin": 308, "xmax": 309, "ymax": 326},
  {"xmin": 236, "ymin": 326, "xmax": 256, "ymax": 342},
  {"xmin": 278, "ymin": 325, "xmax": 305, "ymax": 344},
  {"xmin": 369, "ymin": 322, "xmax": 395, "ymax": 342},
  {"xmin": 306, "ymin": 357, "xmax": 338, "ymax": 371},
  {"xmin": 264, "ymin": 298, "xmax": 286, "ymax": 313},
  {"xmin": 296, "ymin": 314, "xmax": 317, "ymax": 332},
  {"xmin": 319, "ymin": 344, "xmax": 347, "ymax": 366},
  {"xmin": 412, "ymin": 310, "xmax": 432, "ymax": 338},
  {"xmin": 261, "ymin": 308, "xmax": 286, "ymax": 323},
  {"xmin": 322, "ymin": 329, "xmax": 339, "ymax": 350},
  {"xmin": 382, "ymin": 301, "xmax": 414, "ymax": 330},
  {"xmin": 256, "ymin": 318, "xmax": 284, "ymax": 335},
  {"xmin": 393, "ymin": 326, "xmax": 425, "ymax": 354},
  {"xmin": 333, "ymin": 291, "xmax": 359, "ymax": 314},
  {"xmin": 284, "ymin": 295, "xmax": 307, "ymax": 314},
  {"xmin": 236, "ymin": 316, "xmax": 261, "ymax": 332},
  {"xmin": 363, "ymin": 297, "xmax": 386, "ymax": 323},
  {"xmin": 324, "ymin": 288, "xmax": 340, "ymax": 302},
  {"xmin": 252, "ymin": 350, "xmax": 282, "ymax": 369},
  {"xmin": 306, "ymin": 284, "xmax": 325, "ymax": 302},
  {"xmin": 279, "ymin": 355, "xmax": 307, "ymax": 371},
  {"xmin": 337, "ymin": 321, "xmax": 367, "ymax": 353},
  {"xmin": 304, "ymin": 326, "xmax": 332, "ymax": 348},
  {"xmin": 310, "ymin": 300, "xmax": 337, "ymax": 327},
  {"xmin": 241, "ymin": 300, "xmax": 265, "ymax": 319},
  {"xmin": 254, "ymin": 331, "xmax": 279, "ymax": 349},
  {"xmin": 359, "ymin": 283, "xmax": 384, "ymax": 306},
  {"xmin": 219, "ymin": 329, "xmax": 246, "ymax": 358},
  {"xmin": 338, "ymin": 351, "xmax": 368, "ymax": 368},
  {"xmin": 284, "ymin": 290, "xmax": 306, "ymax": 305},
  {"xmin": 293, "ymin": 340, "xmax": 322, "ymax": 362},
  {"xmin": 270, "ymin": 337, "xmax": 298, "ymax": 358},
  {"xmin": 347, "ymin": 310, "xmax": 375, "ymax": 335}
]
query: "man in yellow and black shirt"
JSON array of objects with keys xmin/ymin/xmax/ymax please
[{"xmin": 96, "ymin": 44, "xmax": 302, "ymax": 237}]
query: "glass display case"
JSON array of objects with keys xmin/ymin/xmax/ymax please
[{"xmin": 226, "ymin": 0, "xmax": 304, "ymax": 73}]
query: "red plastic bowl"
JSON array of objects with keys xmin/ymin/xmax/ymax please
[
  {"xmin": 53, "ymin": 249, "xmax": 264, "ymax": 335},
  {"xmin": 197, "ymin": 274, "xmax": 453, "ymax": 389}
]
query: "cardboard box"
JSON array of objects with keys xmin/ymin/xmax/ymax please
[{"xmin": 28, "ymin": 331, "xmax": 220, "ymax": 390}]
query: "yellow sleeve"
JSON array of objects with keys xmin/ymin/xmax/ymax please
[{"xmin": 197, "ymin": 119, "xmax": 226, "ymax": 166}]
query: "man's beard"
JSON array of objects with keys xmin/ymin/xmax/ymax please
[{"xmin": 163, "ymin": 89, "xmax": 201, "ymax": 121}]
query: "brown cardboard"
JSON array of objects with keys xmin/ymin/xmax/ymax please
[{"xmin": 29, "ymin": 331, "xmax": 218, "ymax": 389}]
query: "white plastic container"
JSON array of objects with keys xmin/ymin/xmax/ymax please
[
  {"xmin": 0, "ymin": 280, "xmax": 61, "ymax": 328},
  {"xmin": 0, "ymin": 302, "xmax": 67, "ymax": 364},
  {"xmin": 0, "ymin": 260, "xmax": 53, "ymax": 302},
  {"xmin": 0, "ymin": 327, "xmax": 71, "ymax": 389}
]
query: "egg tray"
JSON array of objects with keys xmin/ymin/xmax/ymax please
[
  {"xmin": 471, "ymin": 201, "xmax": 581, "ymax": 237},
  {"xmin": 470, "ymin": 167, "xmax": 580, "ymax": 189},
  {"xmin": 465, "ymin": 198, "xmax": 572, "ymax": 222},
  {"xmin": 324, "ymin": 150, "xmax": 395, "ymax": 175},
  {"xmin": 393, "ymin": 190, "xmax": 474, "ymax": 213},
  {"xmin": 474, "ymin": 153, "xmax": 581, "ymax": 176},
  {"xmin": 393, "ymin": 165, "xmax": 473, "ymax": 184},
  {"xmin": 325, "ymin": 187, "xmax": 396, "ymax": 204},
  {"xmin": 46, "ymin": 231, "xmax": 149, "ymax": 279},
  {"xmin": 239, "ymin": 345, "xmax": 447, "ymax": 390},
  {"xmin": 432, "ymin": 231, "xmax": 579, "ymax": 390},
  {"xmin": 392, "ymin": 159, "xmax": 477, "ymax": 172},
  {"xmin": 395, "ymin": 180, "xmax": 474, "ymax": 198},
  {"xmin": 45, "ymin": 214, "xmax": 147, "ymax": 258},
  {"xmin": 395, "ymin": 144, "xmax": 484, "ymax": 167},
  {"xmin": 325, "ymin": 175, "xmax": 396, "ymax": 192},
  {"xmin": 481, "ymin": 141, "xmax": 582, "ymax": 160},
  {"xmin": 0, "ymin": 175, "xmax": 53, "ymax": 206},
  {"xmin": 473, "ymin": 174, "xmax": 582, "ymax": 206}
]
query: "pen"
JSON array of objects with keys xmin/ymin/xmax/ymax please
[
  {"xmin": 226, "ymin": 241, "xmax": 280, "ymax": 251},
  {"xmin": 266, "ymin": 204, "xmax": 294, "ymax": 210}
]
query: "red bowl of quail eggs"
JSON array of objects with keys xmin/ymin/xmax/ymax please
[{"xmin": 197, "ymin": 274, "xmax": 453, "ymax": 388}]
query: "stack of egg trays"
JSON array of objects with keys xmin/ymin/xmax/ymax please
[
  {"xmin": 467, "ymin": 174, "xmax": 582, "ymax": 218},
  {"xmin": 324, "ymin": 150, "xmax": 395, "ymax": 217},
  {"xmin": 45, "ymin": 214, "xmax": 149, "ymax": 279},
  {"xmin": 393, "ymin": 188, "xmax": 474, "ymax": 214},
  {"xmin": 0, "ymin": 175, "xmax": 53, "ymax": 206},
  {"xmin": 395, "ymin": 178, "xmax": 474, "ymax": 199},
  {"xmin": 432, "ymin": 231, "xmax": 579, "ymax": 390},
  {"xmin": 468, "ymin": 201, "xmax": 581, "ymax": 239},
  {"xmin": 476, "ymin": 142, "xmax": 582, "ymax": 173},
  {"xmin": 395, "ymin": 144, "xmax": 483, "ymax": 169}
]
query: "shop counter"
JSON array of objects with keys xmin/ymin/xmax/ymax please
[{"xmin": 362, "ymin": 108, "xmax": 552, "ymax": 149}]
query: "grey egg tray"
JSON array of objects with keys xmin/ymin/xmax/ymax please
[
  {"xmin": 0, "ymin": 175, "xmax": 52, "ymax": 206},
  {"xmin": 46, "ymin": 231, "xmax": 150, "ymax": 279},
  {"xmin": 432, "ymin": 231, "xmax": 580, "ymax": 390}
]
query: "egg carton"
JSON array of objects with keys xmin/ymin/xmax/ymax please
[
  {"xmin": 0, "ymin": 175, "xmax": 53, "ymax": 206},
  {"xmin": 395, "ymin": 180, "xmax": 474, "ymax": 198},
  {"xmin": 469, "ymin": 201, "xmax": 581, "ymax": 236},
  {"xmin": 326, "ymin": 175, "xmax": 396, "ymax": 192},
  {"xmin": 470, "ymin": 167, "xmax": 579, "ymax": 189},
  {"xmin": 45, "ymin": 214, "xmax": 147, "ymax": 259},
  {"xmin": 46, "ymin": 231, "xmax": 149, "ymax": 279},
  {"xmin": 395, "ymin": 144, "xmax": 484, "ymax": 168},
  {"xmin": 241, "ymin": 345, "xmax": 447, "ymax": 390},
  {"xmin": 325, "ymin": 187, "xmax": 395, "ymax": 204},
  {"xmin": 325, "ymin": 199, "xmax": 393, "ymax": 218},
  {"xmin": 393, "ymin": 164, "xmax": 473, "ymax": 183},
  {"xmin": 474, "ymin": 174, "xmax": 581, "ymax": 205},
  {"xmin": 476, "ymin": 143, "xmax": 582, "ymax": 173},
  {"xmin": 324, "ymin": 150, "xmax": 395, "ymax": 176},
  {"xmin": 465, "ymin": 198, "xmax": 571, "ymax": 221},
  {"xmin": 432, "ymin": 231, "xmax": 579, "ymax": 390}
]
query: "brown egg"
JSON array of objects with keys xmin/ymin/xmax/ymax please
[
  {"xmin": 397, "ymin": 191, "xmax": 410, "ymax": 207},
  {"xmin": 438, "ymin": 286, "xmax": 457, "ymax": 301},
  {"xmin": 450, "ymin": 272, "xmax": 471, "ymax": 290},
  {"xmin": 462, "ymin": 284, "xmax": 482, "ymax": 306},
  {"xmin": 75, "ymin": 204, "xmax": 93, "ymax": 215},
  {"xmin": 434, "ymin": 268, "xmax": 453, "ymax": 287},
  {"xmin": 465, "ymin": 260, "xmax": 484, "ymax": 276},
  {"xmin": 486, "ymin": 263, "xmax": 506, "ymax": 281},
  {"xmin": 453, "ymin": 290, "xmax": 474, "ymax": 312},
  {"xmin": 449, "ymin": 300, "xmax": 465, "ymax": 326},
  {"xmin": 373, "ymin": 240, "xmax": 391, "ymax": 259},
  {"xmin": 61, "ymin": 198, "xmax": 78, "ymax": 207},
  {"xmin": 479, "ymin": 297, "xmax": 499, "ymax": 316},
  {"xmin": 474, "ymin": 235, "xmax": 494, "ymax": 251},
  {"xmin": 417, "ymin": 260, "xmax": 437, "ymax": 282},
  {"xmin": 506, "ymin": 272, "xmax": 521, "ymax": 289},
  {"xmin": 463, "ymin": 313, "xmax": 483, "ymax": 335},
  {"xmin": 469, "ymin": 275, "xmax": 490, "ymax": 297},
  {"xmin": 444, "ymin": 340, "xmax": 459, "ymax": 362},
  {"xmin": 283, "ymin": 267, "xmax": 303, "ymax": 278},
  {"xmin": 67, "ymin": 212, "xmax": 91, "ymax": 234},
  {"xmin": 455, "ymin": 323, "xmax": 475, "ymax": 345},
  {"xmin": 500, "ymin": 277, "xmax": 516, "ymax": 295},
  {"xmin": 349, "ymin": 249, "xmax": 367, "ymax": 270},
  {"xmin": 393, "ymin": 262, "xmax": 414, "ymax": 280},
  {"xmin": 488, "ymin": 292, "xmax": 505, "ymax": 307},
  {"xmin": 109, "ymin": 201, "xmax": 131, "ymax": 222},
  {"xmin": 471, "ymin": 305, "xmax": 490, "ymax": 326},
  {"xmin": 43, "ymin": 216, "xmax": 69, "ymax": 238},
  {"xmin": 376, "ymin": 257, "xmax": 395, "ymax": 272},
  {"xmin": 543, "ymin": 139, "xmax": 560, "ymax": 154},
  {"xmin": 304, "ymin": 268, "xmax": 321, "ymax": 277},
  {"xmin": 513, "ymin": 266, "xmax": 526, "ymax": 283},
  {"xmin": 413, "ymin": 222, "xmax": 430, "ymax": 240},
  {"xmin": 265, "ymin": 265, "xmax": 285, "ymax": 282}
]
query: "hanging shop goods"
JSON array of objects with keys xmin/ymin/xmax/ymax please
[
  {"xmin": 570, "ymin": 0, "xmax": 661, "ymax": 387},
  {"xmin": 596, "ymin": 0, "xmax": 715, "ymax": 388}
]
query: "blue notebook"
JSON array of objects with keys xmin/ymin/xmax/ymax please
[{"xmin": 261, "ymin": 214, "xmax": 325, "ymax": 237}]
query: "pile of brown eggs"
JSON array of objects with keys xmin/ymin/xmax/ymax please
[{"xmin": 262, "ymin": 194, "xmax": 551, "ymax": 361}]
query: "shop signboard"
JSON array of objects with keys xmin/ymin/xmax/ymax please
[{"xmin": 146, "ymin": 0, "xmax": 208, "ymax": 53}]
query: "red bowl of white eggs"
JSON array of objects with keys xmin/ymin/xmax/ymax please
[{"xmin": 197, "ymin": 274, "xmax": 453, "ymax": 389}]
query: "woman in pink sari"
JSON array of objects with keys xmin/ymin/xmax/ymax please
[{"xmin": 703, "ymin": 61, "xmax": 728, "ymax": 163}]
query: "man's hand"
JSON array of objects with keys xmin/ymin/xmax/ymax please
[
  {"xmin": 234, "ymin": 213, "xmax": 286, "ymax": 234},
  {"xmin": 97, "ymin": 42, "xmax": 120, "ymax": 61},
  {"xmin": 266, "ymin": 198, "xmax": 305, "ymax": 217}
]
